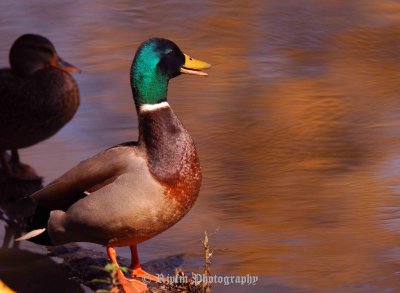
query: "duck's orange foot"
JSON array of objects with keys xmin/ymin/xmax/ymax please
[
  {"xmin": 131, "ymin": 267, "xmax": 161, "ymax": 283},
  {"xmin": 117, "ymin": 274, "xmax": 147, "ymax": 293}
]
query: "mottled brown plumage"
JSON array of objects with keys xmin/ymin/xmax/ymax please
[{"xmin": 0, "ymin": 34, "xmax": 80, "ymax": 179}]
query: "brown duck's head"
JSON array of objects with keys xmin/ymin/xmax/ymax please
[{"xmin": 9, "ymin": 34, "xmax": 81, "ymax": 76}]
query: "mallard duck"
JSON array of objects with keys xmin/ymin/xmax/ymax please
[
  {"xmin": 0, "ymin": 34, "xmax": 80, "ymax": 180},
  {"xmin": 18, "ymin": 38, "xmax": 210, "ymax": 293}
]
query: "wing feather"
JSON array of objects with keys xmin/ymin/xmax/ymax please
[{"xmin": 31, "ymin": 143, "xmax": 139, "ymax": 210}]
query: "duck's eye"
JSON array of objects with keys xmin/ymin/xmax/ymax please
[{"xmin": 166, "ymin": 50, "xmax": 174, "ymax": 56}]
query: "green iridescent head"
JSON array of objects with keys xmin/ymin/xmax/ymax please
[{"xmin": 130, "ymin": 38, "xmax": 211, "ymax": 108}]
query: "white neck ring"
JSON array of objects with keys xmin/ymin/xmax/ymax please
[{"xmin": 140, "ymin": 101, "xmax": 170, "ymax": 112}]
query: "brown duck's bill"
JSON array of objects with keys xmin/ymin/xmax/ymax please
[
  {"xmin": 51, "ymin": 55, "xmax": 81, "ymax": 73},
  {"xmin": 180, "ymin": 53, "xmax": 211, "ymax": 76}
]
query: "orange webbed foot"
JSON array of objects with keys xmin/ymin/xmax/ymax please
[
  {"xmin": 129, "ymin": 245, "xmax": 165, "ymax": 283},
  {"xmin": 107, "ymin": 246, "xmax": 148, "ymax": 293},
  {"xmin": 117, "ymin": 272, "xmax": 148, "ymax": 293},
  {"xmin": 131, "ymin": 267, "xmax": 162, "ymax": 283}
]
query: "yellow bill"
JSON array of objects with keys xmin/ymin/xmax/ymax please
[{"xmin": 180, "ymin": 53, "xmax": 211, "ymax": 76}]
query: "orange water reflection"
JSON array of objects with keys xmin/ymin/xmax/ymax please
[{"xmin": 1, "ymin": 0, "xmax": 400, "ymax": 292}]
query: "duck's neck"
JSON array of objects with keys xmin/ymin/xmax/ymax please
[
  {"xmin": 130, "ymin": 60, "xmax": 169, "ymax": 109},
  {"xmin": 138, "ymin": 104, "xmax": 192, "ymax": 177},
  {"xmin": 138, "ymin": 105, "xmax": 201, "ymax": 197}
]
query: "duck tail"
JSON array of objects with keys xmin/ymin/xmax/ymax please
[{"xmin": 19, "ymin": 205, "xmax": 53, "ymax": 245}]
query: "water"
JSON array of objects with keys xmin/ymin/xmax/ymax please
[{"xmin": 1, "ymin": 0, "xmax": 400, "ymax": 292}]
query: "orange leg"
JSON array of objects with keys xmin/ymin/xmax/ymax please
[
  {"xmin": 130, "ymin": 245, "xmax": 162, "ymax": 283},
  {"xmin": 107, "ymin": 246, "xmax": 147, "ymax": 293}
]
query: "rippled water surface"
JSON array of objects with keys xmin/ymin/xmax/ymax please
[{"xmin": 2, "ymin": 1, "xmax": 400, "ymax": 292}]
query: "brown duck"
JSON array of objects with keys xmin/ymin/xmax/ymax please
[
  {"xmin": 18, "ymin": 38, "xmax": 210, "ymax": 293},
  {"xmin": 0, "ymin": 34, "xmax": 80, "ymax": 180}
]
